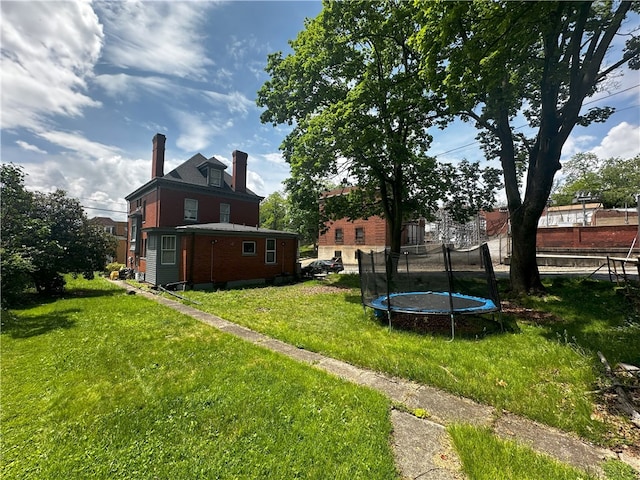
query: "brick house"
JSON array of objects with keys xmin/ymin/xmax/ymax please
[
  {"xmin": 125, "ymin": 134, "xmax": 298, "ymax": 288},
  {"xmin": 317, "ymin": 187, "xmax": 425, "ymax": 263},
  {"xmin": 89, "ymin": 216, "xmax": 128, "ymax": 264}
]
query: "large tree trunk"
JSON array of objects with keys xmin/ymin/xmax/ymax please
[{"xmin": 509, "ymin": 206, "xmax": 545, "ymax": 293}]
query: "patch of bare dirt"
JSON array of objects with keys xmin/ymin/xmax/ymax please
[
  {"xmin": 299, "ymin": 285, "xmax": 353, "ymax": 295},
  {"xmin": 500, "ymin": 300, "xmax": 561, "ymax": 324},
  {"xmin": 594, "ymin": 362, "xmax": 640, "ymax": 459}
]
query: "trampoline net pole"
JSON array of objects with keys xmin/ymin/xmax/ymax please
[
  {"xmin": 357, "ymin": 249, "xmax": 367, "ymax": 316},
  {"xmin": 443, "ymin": 244, "xmax": 456, "ymax": 340}
]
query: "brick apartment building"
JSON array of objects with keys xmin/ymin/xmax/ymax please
[{"xmin": 317, "ymin": 187, "xmax": 425, "ymax": 263}]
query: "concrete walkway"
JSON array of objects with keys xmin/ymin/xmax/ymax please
[{"xmin": 116, "ymin": 281, "xmax": 638, "ymax": 479}]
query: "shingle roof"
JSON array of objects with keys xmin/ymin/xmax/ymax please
[{"xmin": 157, "ymin": 153, "xmax": 257, "ymax": 196}]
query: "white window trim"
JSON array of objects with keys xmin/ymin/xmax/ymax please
[
  {"xmin": 242, "ymin": 241, "xmax": 256, "ymax": 256},
  {"xmin": 184, "ymin": 198, "xmax": 198, "ymax": 221},
  {"xmin": 220, "ymin": 203, "xmax": 230, "ymax": 223},
  {"xmin": 161, "ymin": 235, "xmax": 177, "ymax": 265},
  {"xmin": 209, "ymin": 169, "xmax": 222, "ymax": 187},
  {"xmin": 265, "ymin": 238, "xmax": 276, "ymax": 264}
]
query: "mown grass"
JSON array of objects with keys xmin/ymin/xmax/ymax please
[
  {"xmin": 179, "ymin": 275, "xmax": 640, "ymax": 446},
  {"xmin": 448, "ymin": 424, "xmax": 638, "ymax": 480},
  {"xmin": 1, "ymin": 277, "xmax": 398, "ymax": 479}
]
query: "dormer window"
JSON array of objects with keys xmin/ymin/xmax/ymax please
[
  {"xmin": 197, "ymin": 158, "xmax": 226, "ymax": 188},
  {"xmin": 209, "ymin": 168, "xmax": 222, "ymax": 187}
]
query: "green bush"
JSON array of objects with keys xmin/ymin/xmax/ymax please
[{"xmin": 105, "ymin": 262, "xmax": 125, "ymax": 274}]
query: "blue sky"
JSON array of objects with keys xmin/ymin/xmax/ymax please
[{"xmin": 2, "ymin": 1, "xmax": 639, "ymax": 222}]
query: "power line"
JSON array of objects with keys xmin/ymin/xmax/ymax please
[
  {"xmin": 83, "ymin": 205, "xmax": 128, "ymax": 214},
  {"xmin": 432, "ymin": 85, "xmax": 640, "ymax": 159}
]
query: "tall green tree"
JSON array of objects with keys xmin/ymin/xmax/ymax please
[
  {"xmin": 258, "ymin": 0, "xmax": 499, "ymax": 255},
  {"xmin": 414, "ymin": 1, "xmax": 639, "ymax": 293},
  {"xmin": 1, "ymin": 163, "xmax": 116, "ymax": 305},
  {"xmin": 553, "ymin": 153, "xmax": 640, "ymax": 208},
  {"xmin": 260, "ymin": 191, "xmax": 290, "ymax": 231}
]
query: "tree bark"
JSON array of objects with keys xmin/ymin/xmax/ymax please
[{"xmin": 509, "ymin": 206, "xmax": 545, "ymax": 293}]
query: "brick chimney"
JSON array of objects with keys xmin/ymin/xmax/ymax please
[
  {"xmin": 152, "ymin": 133, "xmax": 166, "ymax": 179},
  {"xmin": 232, "ymin": 150, "xmax": 247, "ymax": 193}
]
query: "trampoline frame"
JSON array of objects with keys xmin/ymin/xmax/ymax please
[{"xmin": 357, "ymin": 243, "xmax": 502, "ymax": 339}]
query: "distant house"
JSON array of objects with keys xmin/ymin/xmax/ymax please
[
  {"xmin": 89, "ymin": 216, "xmax": 127, "ymax": 264},
  {"xmin": 125, "ymin": 134, "xmax": 298, "ymax": 288},
  {"xmin": 317, "ymin": 187, "xmax": 425, "ymax": 263}
]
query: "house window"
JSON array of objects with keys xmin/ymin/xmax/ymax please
[
  {"xmin": 242, "ymin": 241, "xmax": 256, "ymax": 256},
  {"xmin": 104, "ymin": 226, "xmax": 115, "ymax": 235},
  {"xmin": 355, "ymin": 227, "xmax": 365, "ymax": 244},
  {"xmin": 129, "ymin": 222, "xmax": 137, "ymax": 251},
  {"xmin": 161, "ymin": 235, "xmax": 176, "ymax": 265},
  {"xmin": 142, "ymin": 200, "xmax": 146, "ymax": 222},
  {"xmin": 220, "ymin": 203, "xmax": 230, "ymax": 223},
  {"xmin": 334, "ymin": 251, "xmax": 342, "ymax": 259},
  {"xmin": 209, "ymin": 168, "xmax": 222, "ymax": 187},
  {"xmin": 335, "ymin": 228, "xmax": 344, "ymax": 244},
  {"xmin": 265, "ymin": 238, "xmax": 276, "ymax": 264},
  {"xmin": 184, "ymin": 198, "xmax": 198, "ymax": 221}
]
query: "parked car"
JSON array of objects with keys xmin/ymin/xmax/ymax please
[{"xmin": 301, "ymin": 257, "xmax": 344, "ymax": 277}]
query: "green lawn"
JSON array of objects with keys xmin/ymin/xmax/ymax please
[
  {"xmin": 178, "ymin": 275, "xmax": 639, "ymax": 447},
  {"xmin": 449, "ymin": 424, "xmax": 637, "ymax": 480},
  {"xmin": 3, "ymin": 275, "xmax": 637, "ymax": 479},
  {"xmin": 1, "ymin": 277, "xmax": 397, "ymax": 479}
]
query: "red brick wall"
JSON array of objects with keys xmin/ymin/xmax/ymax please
[
  {"xmin": 537, "ymin": 225, "xmax": 638, "ymax": 249},
  {"xmin": 157, "ymin": 187, "xmax": 259, "ymax": 227},
  {"xmin": 319, "ymin": 216, "xmax": 388, "ymax": 247},
  {"xmin": 183, "ymin": 234, "xmax": 298, "ymax": 285}
]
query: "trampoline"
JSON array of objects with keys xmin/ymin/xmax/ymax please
[{"xmin": 357, "ymin": 243, "xmax": 502, "ymax": 339}]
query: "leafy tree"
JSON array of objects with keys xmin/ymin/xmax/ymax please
[
  {"xmin": 260, "ymin": 191, "xmax": 290, "ymax": 231},
  {"xmin": 553, "ymin": 153, "xmax": 640, "ymax": 207},
  {"xmin": 1, "ymin": 163, "xmax": 116, "ymax": 305},
  {"xmin": 599, "ymin": 155, "xmax": 640, "ymax": 208},
  {"xmin": 258, "ymin": 0, "xmax": 499, "ymax": 255},
  {"xmin": 413, "ymin": 0, "xmax": 639, "ymax": 293},
  {"xmin": 283, "ymin": 176, "xmax": 327, "ymax": 248}
]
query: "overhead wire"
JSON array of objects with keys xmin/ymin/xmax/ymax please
[{"xmin": 431, "ymin": 83, "xmax": 640, "ymax": 159}]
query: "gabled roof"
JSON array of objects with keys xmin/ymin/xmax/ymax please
[
  {"xmin": 125, "ymin": 153, "xmax": 260, "ymax": 200},
  {"xmin": 164, "ymin": 154, "xmax": 239, "ymax": 191}
]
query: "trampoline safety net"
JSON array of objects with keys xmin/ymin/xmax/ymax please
[{"xmin": 357, "ymin": 243, "xmax": 501, "ymax": 333}]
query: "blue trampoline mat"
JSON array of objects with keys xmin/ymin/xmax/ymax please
[{"xmin": 368, "ymin": 291, "xmax": 498, "ymax": 314}]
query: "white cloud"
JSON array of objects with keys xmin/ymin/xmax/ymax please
[
  {"xmin": 561, "ymin": 134, "xmax": 598, "ymax": 159},
  {"xmin": 16, "ymin": 141, "xmax": 47, "ymax": 154},
  {"xmin": 97, "ymin": 1, "xmax": 216, "ymax": 79},
  {"xmin": 246, "ymin": 170, "xmax": 265, "ymax": 196},
  {"xmin": 22, "ymin": 151, "xmax": 152, "ymax": 221},
  {"xmin": 37, "ymin": 130, "xmax": 120, "ymax": 159},
  {"xmin": 0, "ymin": 1, "xmax": 103, "ymax": 130},
  {"xmin": 589, "ymin": 122, "xmax": 640, "ymax": 159},
  {"xmin": 262, "ymin": 152, "xmax": 286, "ymax": 165},
  {"xmin": 94, "ymin": 73, "xmax": 175, "ymax": 100},
  {"xmin": 202, "ymin": 90, "xmax": 255, "ymax": 116},
  {"xmin": 172, "ymin": 111, "xmax": 233, "ymax": 152}
]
